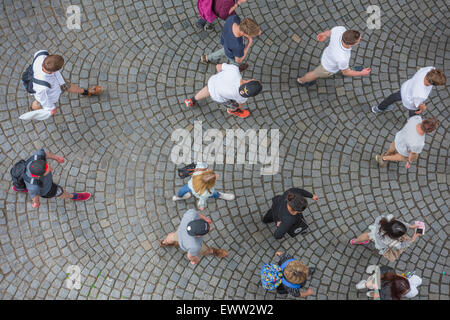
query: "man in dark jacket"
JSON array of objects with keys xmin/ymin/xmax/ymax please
[{"xmin": 262, "ymin": 188, "xmax": 318, "ymax": 239}]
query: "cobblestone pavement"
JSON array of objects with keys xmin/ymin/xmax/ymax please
[{"xmin": 0, "ymin": 0, "xmax": 448, "ymax": 300}]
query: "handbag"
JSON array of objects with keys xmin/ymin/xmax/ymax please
[{"xmin": 383, "ymin": 234, "xmax": 411, "ymax": 262}]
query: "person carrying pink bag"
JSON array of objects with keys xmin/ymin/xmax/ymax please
[{"xmin": 196, "ymin": 0, "xmax": 248, "ymax": 31}]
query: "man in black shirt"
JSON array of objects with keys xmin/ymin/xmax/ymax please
[{"xmin": 262, "ymin": 188, "xmax": 318, "ymax": 240}]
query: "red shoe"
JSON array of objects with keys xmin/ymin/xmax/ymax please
[
  {"xmin": 227, "ymin": 108, "xmax": 250, "ymax": 118},
  {"xmin": 12, "ymin": 186, "xmax": 28, "ymax": 193},
  {"xmin": 185, "ymin": 98, "xmax": 195, "ymax": 107},
  {"xmin": 72, "ymin": 192, "xmax": 91, "ymax": 201}
]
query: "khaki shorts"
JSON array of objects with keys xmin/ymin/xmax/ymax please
[
  {"xmin": 312, "ymin": 64, "xmax": 335, "ymax": 78},
  {"xmin": 170, "ymin": 232, "xmax": 210, "ymax": 255}
]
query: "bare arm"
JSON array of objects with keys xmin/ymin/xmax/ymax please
[
  {"xmin": 45, "ymin": 151, "xmax": 64, "ymax": 163},
  {"xmin": 235, "ymin": 37, "xmax": 253, "ymax": 63},
  {"xmin": 229, "ymin": 0, "xmax": 248, "ymax": 14},
  {"xmin": 317, "ymin": 29, "xmax": 331, "ymax": 41},
  {"xmin": 216, "ymin": 64, "xmax": 223, "ymax": 72},
  {"xmin": 341, "ymin": 68, "xmax": 371, "ymax": 77}
]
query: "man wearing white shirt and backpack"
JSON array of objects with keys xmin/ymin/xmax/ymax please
[
  {"xmin": 297, "ymin": 26, "xmax": 371, "ymax": 86},
  {"xmin": 184, "ymin": 62, "xmax": 262, "ymax": 118},
  {"xmin": 25, "ymin": 50, "xmax": 103, "ymax": 116},
  {"xmin": 372, "ymin": 67, "xmax": 446, "ymax": 116}
]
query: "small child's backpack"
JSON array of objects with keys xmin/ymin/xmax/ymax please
[
  {"xmin": 260, "ymin": 263, "xmax": 283, "ymax": 291},
  {"xmin": 21, "ymin": 51, "xmax": 51, "ymax": 94},
  {"xmin": 177, "ymin": 163, "xmax": 196, "ymax": 179}
]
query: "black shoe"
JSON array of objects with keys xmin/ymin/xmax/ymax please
[
  {"xmin": 196, "ymin": 18, "xmax": 206, "ymax": 29},
  {"xmin": 204, "ymin": 23, "xmax": 214, "ymax": 32},
  {"xmin": 297, "ymin": 80, "xmax": 316, "ymax": 87},
  {"xmin": 308, "ymin": 267, "xmax": 316, "ymax": 277}
]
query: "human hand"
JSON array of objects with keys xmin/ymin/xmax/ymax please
[
  {"xmin": 416, "ymin": 103, "xmax": 426, "ymax": 114},
  {"xmin": 238, "ymin": 0, "xmax": 248, "ymax": 5},
  {"xmin": 50, "ymin": 108, "xmax": 58, "ymax": 115},
  {"xmin": 360, "ymin": 68, "xmax": 371, "ymax": 76},
  {"xmin": 56, "ymin": 156, "xmax": 65, "ymax": 164},
  {"xmin": 274, "ymin": 251, "xmax": 284, "ymax": 257},
  {"xmin": 276, "ymin": 221, "xmax": 281, "ymax": 227},
  {"xmin": 405, "ymin": 161, "xmax": 411, "ymax": 170},
  {"xmin": 317, "ymin": 34, "xmax": 326, "ymax": 42},
  {"xmin": 199, "ymin": 207, "xmax": 206, "ymax": 211},
  {"xmin": 312, "ymin": 195, "xmax": 319, "ymax": 201},
  {"xmin": 32, "ymin": 200, "xmax": 40, "ymax": 208},
  {"xmin": 305, "ymin": 288, "xmax": 314, "ymax": 295}
]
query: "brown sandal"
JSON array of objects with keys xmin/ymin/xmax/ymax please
[
  {"xmin": 158, "ymin": 240, "xmax": 177, "ymax": 247},
  {"xmin": 200, "ymin": 55, "xmax": 209, "ymax": 64}
]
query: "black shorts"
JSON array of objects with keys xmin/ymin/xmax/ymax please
[{"xmin": 42, "ymin": 183, "xmax": 64, "ymax": 198}]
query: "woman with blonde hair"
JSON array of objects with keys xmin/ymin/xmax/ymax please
[{"xmin": 173, "ymin": 163, "xmax": 234, "ymax": 210}]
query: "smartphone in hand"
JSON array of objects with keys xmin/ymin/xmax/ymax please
[{"xmin": 415, "ymin": 221, "xmax": 425, "ymax": 235}]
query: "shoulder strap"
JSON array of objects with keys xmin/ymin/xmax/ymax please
[
  {"xmin": 33, "ymin": 51, "xmax": 49, "ymax": 63},
  {"xmin": 32, "ymin": 51, "xmax": 51, "ymax": 89},
  {"xmin": 280, "ymin": 259, "xmax": 302, "ymax": 289}
]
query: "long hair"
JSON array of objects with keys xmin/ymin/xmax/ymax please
[
  {"xmin": 379, "ymin": 218, "xmax": 407, "ymax": 240},
  {"xmin": 192, "ymin": 171, "xmax": 217, "ymax": 195},
  {"xmin": 381, "ymin": 272, "xmax": 410, "ymax": 300}
]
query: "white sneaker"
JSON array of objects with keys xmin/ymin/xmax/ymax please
[
  {"xmin": 356, "ymin": 280, "xmax": 367, "ymax": 290},
  {"xmin": 366, "ymin": 291, "xmax": 375, "ymax": 298},
  {"xmin": 172, "ymin": 193, "xmax": 192, "ymax": 201},
  {"xmin": 218, "ymin": 192, "xmax": 235, "ymax": 201}
]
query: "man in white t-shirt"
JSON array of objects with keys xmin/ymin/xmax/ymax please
[
  {"xmin": 184, "ymin": 63, "xmax": 262, "ymax": 118},
  {"xmin": 297, "ymin": 26, "xmax": 371, "ymax": 86},
  {"xmin": 376, "ymin": 116, "xmax": 438, "ymax": 170},
  {"xmin": 372, "ymin": 67, "xmax": 446, "ymax": 116},
  {"xmin": 29, "ymin": 50, "xmax": 103, "ymax": 115}
]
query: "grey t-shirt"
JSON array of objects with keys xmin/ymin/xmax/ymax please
[
  {"xmin": 177, "ymin": 209, "xmax": 203, "ymax": 257},
  {"xmin": 24, "ymin": 149, "xmax": 53, "ymax": 198},
  {"xmin": 394, "ymin": 116, "xmax": 425, "ymax": 157}
]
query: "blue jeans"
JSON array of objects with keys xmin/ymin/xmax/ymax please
[{"xmin": 177, "ymin": 184, "xmax": 219, "ymax": 198}]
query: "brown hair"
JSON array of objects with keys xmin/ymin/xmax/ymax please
[
  {"xmin": 43, "ymin": 55, "xmax": 64, "ymax": 72},
  {"xmin": 283, "ymin": 260, "xmax": 308, "ymax": 284},
  {"xmin": 239, "ymin": 18, "xmax": 261, "ymax": 37},
  {"xmin": 192, "ymin": 171, "xmax": 217, "ymax": 195},
  {"xmin": 425, "ymin": 69, "xmax": 446, "ymax": 86},
  {"xmin": 342, "ymin": 30, "xmax": 360, "ymax": 45},
  {"xmin": 421, "ymin": 117, "xmax": 439, "ymax": 133},
  {"xmin": 381, "ymin": 272, "xmax": 410, "ymax": 300}
]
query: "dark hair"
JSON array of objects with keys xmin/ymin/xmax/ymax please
[
  {"xmin": 421, "ymin": 117, "xmax": 439, "ymax": 133},
  {"xmin": 286, "ymin": 190, "xmax": 307, "ymax": 212},
  {"xmin": 379, "ymin": 218, "xmax": 407, "ymax": 240},
  {"xmin": 381, "ymin": 272, "xmax": 410, "ymax": 300},
  {"xmin": 342, "ymin": 30, "xmax": 360, "ymax": 45}
]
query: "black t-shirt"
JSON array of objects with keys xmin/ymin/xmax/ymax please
[{"xmin": 272, "ymin": 188, "xmax": 313, "ymax": 239}]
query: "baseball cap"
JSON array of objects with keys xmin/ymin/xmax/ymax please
[
  {"xmin": 186, "ymin": 219, "xmax": 210, "ymax": 236},
  {"xmin": 30, "ymin": 160, "xmax": 47, "ymax": 176},
  {"xmin": 239, "ymin": 80, "xmax": 262, "ymax": 98}
]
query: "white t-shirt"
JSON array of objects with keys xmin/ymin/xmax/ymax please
[
  {"xmin": 32, "ymin": 50, "xmax": 66, "ymax": 110},
  {"xmin": 207, "ymin": 63, "xmax": 248, "ymax": 104},
  {"xmin": 404, "ymin": 275, "xmax": 422, "ymax": 298},
  {"xmin": 400, "ymin": 67, "xmax": 434, "ymax": 111},
  {"xmin": 394, "ymin": 116, "xmax": 425, "ymax": 157},
  {"xmin": 320, "ymin": 26, "xmax": 352, "ymax": 73}
]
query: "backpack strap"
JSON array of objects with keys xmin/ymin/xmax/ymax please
[
  {"xmin": 280, "ymin": 259, "xmax": 302, "ymax": 289},
  {"xmin": 32, "ymin": 51, "xmax": 51, "ymax": 89}
]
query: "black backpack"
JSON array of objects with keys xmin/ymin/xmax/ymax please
[
  {"xmin": 10, "ymin": 155, "xmax": 45, "ymax": 190},
  {"xmin": 177, "ymin": 163, "xmax": 197, "ymax": 179},
  {"xmin": 21, "ymin": 51, "xmax": 51, "ymax": 94}
]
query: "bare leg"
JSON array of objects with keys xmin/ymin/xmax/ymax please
[
  {"xmin": 383, "ymin": 153, "xmax": 408, "ymax": 162},
  {"xmin": 298, "ymin": 71, "xmax": 319, "ymax": 84},
  {"xmin": 352, "ymin": 232, "xmax": 370, "ymax": 244},
  {"xmin": 194, "ymin": 86, "xmax": 210, "ymax": 101},
  {"xmin": 58, "ymin": 191, "xmax": 75, "ymax": 199},
  {"xmin": 162, "ymin": 232, "xmax": 178, "ymax": 246}
]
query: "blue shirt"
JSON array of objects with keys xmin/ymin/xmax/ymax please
[{"xmin": 221, "ymin": 15, "xmax": 245, "ymax": 60}]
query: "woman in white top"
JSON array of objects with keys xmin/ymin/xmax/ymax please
[{"xmin": 376, "ymin": 116, "xmax": 438, "ymax": 169}]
